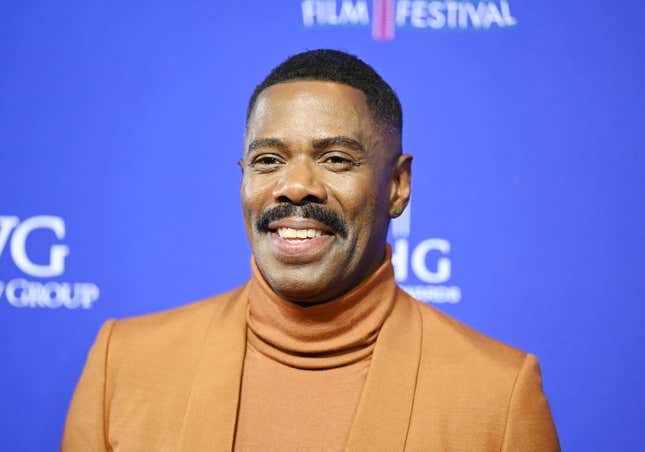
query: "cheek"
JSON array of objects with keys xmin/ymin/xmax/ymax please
[
  {"xmin": 241, "ymin": 176, "xmax": 273, "ymax": 217},
  {"xmin": 239, "ymin": 181, "xmax": 253, "ymax": 220},
  {"xmin": 331, "ymin": 174, "xmax": 380, "ymax": 223},
  {"xmin": 338, "ymin": 171, "xmax": 392, "ymax": 234},
  {"xmin": 240, "ymin": 181, "xmax": 252, "ymax": 209}
]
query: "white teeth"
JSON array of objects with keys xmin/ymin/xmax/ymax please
[{"xmin": 277, "ymin": 228, "xmax": 323, "ymax": 239}]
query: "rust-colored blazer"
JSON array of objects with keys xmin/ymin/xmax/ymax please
[{"xmin": 62, "ymin": 284, "xmax": 560, "ymax": 451}]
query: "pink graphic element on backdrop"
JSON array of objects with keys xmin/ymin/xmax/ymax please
[{"xmin": 372, "ymin": 0, "xmax": 395, "ymax": 40}]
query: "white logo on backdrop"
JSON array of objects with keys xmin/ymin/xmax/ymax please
[
  {"xmin": 0, "ymin": 215, "xmax": 100, "ymax": 309},
  {"xmin": 391, "ymin": 206, "xmax": 462, "ymax": 304},
  {"xmin": 301, "ymin": 0, "xmax": 517, "ymax": 40}
]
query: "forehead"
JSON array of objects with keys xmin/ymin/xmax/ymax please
[{"xmin": 246, "ymin": 80, "xmax": 377, "ymax": 144}]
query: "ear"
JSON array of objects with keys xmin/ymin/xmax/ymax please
[
  {"xmin": 237, "ymin": 158, "xmax": 245, "ymax": 175},
  {"xmin": 388, "ymin": 153, "xmax": 412, "ymax": 218}
]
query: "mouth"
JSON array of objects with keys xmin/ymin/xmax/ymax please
[
  {"xmin": 276, "ymin": 227, "xmax": 324, "ymax": 239},
  {"xmin": 266, "ymin": 218, "xmax": 336, "ymax": 259}
]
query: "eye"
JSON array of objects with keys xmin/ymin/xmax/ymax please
[
  {"xmin": 250, "ymin": 154, "xmax": 284, "ymax": 172},
  {"xmin": 320, "ymin": 153, "xmax": 357, "ymax": 171}
]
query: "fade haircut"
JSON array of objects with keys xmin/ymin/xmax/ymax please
[{"xmin": 246, "ymin": 49, "xmax": 402, "ymax": 137}]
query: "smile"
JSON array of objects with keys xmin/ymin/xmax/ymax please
[
  {"xmin": 277, "ymin": 227, "xmax": 324, "ymax": 239},
  {"xmin": 266, "ymin": 218, "xmax": 336, "ymax": 259}
]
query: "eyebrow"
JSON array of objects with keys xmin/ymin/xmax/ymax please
[
  {"xmin": 247, "ymin": 138, "xmax": 288, "ymax": 155},
  {"xmin": 246, "ymin": 135, "xmax": 366, "ymax": 155},
  {"xmin": 312, "ymin": 136, "xmax": 366, "ymax": 153}
]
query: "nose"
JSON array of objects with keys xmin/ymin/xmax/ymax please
[{"xmin": 272, "ymin": 158, "xmax": 327, "ymax": 205}]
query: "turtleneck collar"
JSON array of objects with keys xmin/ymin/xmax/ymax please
[{"xmin": 246, "ymin": 247, "xmax": 398, "ymax": 370}]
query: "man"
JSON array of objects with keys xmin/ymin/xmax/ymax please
[{"xmin": 62, "ymin": 50, "xmax": 559, "ymax": 451}]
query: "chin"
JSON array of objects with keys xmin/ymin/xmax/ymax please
[
  {"xmin": 252, "ymin": 236, "xmax": 361, "ymax": 303},
  {"xmin": 266, "ymin": 268, "xmax": 335, "ymax": 303}
]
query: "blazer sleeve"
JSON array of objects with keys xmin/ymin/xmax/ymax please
[
  {"xmin": 61, "ymin": 320, "xmax": 117, "ymax": 452},
  {"xmin": 501, "ymin": 353, "xmax": 561, "ymax": 452}
]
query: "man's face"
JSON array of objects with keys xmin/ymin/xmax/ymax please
[{"xmin": 241, "ymin": 80, "xmax": 410, "ymax": 304}]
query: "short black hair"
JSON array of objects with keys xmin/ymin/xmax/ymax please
[{"xmin": 246, "ymin": 49, "xmax": 402, "ymax": 135}]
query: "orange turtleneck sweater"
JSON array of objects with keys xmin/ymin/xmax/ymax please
[{"xmin": 233, "ymin": 254, "xmax": 397, "ymax": 452}]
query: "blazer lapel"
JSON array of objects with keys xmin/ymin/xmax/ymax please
[
  {"xmin": 345, "ymin": 291, "xmax": 422, "ymax": 452},
  {"xmin": 178, "ymin": 285, "xmax": 249, "ymax": 452}
]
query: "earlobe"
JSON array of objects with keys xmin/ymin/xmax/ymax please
[{"xmin": 389, "ymin": 154, "xmax": 412, "ymax": 218}]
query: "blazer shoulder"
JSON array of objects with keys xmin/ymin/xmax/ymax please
[
  {"xmin": 105, "ymin": 284, "xmax": 248, "ymax": 369},
  {"xmin": 398, "ymin": 296, "xmax": 559, "ymax": 449},
  {"xmin": 114, "ymin": 284, "xmax": 246, "ymax": 335},
  {"xmin": 409, "ymin": 293, "xmax": 527, "ymax": 375}
]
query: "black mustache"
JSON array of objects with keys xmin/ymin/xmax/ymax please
[{"xmin": 256, "ymin": 203, "xmax": 348, "ymax": 239}]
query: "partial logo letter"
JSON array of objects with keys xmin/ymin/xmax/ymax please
[
  {"xmin": 0, "ymin": 216, "xmax": 19, "ymax": 259},
  {"xmin": 411, "ymin": 238, "xmax": 451, "ymax": 283},
  {"xmin": 10, "ymin": 216, "xmax": 69, "ymax": 277}
]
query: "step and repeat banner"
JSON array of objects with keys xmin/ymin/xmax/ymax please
[{"xmin": 1, "ymin": 1, "xmax": 644, "ymax": 451}]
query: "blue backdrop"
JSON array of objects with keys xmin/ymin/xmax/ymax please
[{"xmin": 1, "ymin": 1, "xmax": 644, "ymax": 450}]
